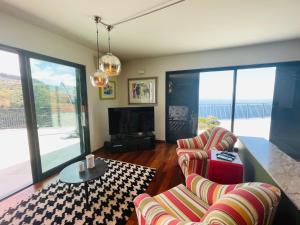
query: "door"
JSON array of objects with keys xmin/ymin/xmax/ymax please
[
  {"xmin": 166, "ymin": 73, "xmax": 199, "ymax": 143},
  {"xmin": 28, "ymin": 56, "xmax": 88, "ymax": 176},
  {"xmin": 0, "ymin": 49, "xmax": 33, "ymax": 199}
]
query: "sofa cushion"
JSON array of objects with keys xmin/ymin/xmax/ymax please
[{"xmin": 154, "ymin": 184, "xmax": 209, "ymax": 222}]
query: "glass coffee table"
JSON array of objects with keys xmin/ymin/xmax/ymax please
[{"xmin": 59, "ymin": 158, "xmax": 108, "ymax": 207}]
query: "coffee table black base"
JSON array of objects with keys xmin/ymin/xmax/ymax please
[
  {"xmin": 64, "ymin": 177, "xmax": 102, "ymax": 209},
  {"xmin": 59, "ymin": 159, "xmax": 108, "ymax": 209}
]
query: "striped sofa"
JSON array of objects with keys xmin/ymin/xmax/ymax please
[
  {"xmin": 176, "ymin": 127, "xmax": 237, "ymax": 177},
  {"xmin": 134, "ymin": 174, "xmax": 281, "ymax": 225}
]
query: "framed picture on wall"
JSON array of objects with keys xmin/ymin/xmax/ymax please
[
  {"xmin": 99, "ymin": 81, "xmax": 116, "ymax": 100},
  {"xmin": 128, "ymin": 77, "xmax": 157, "ymax": 104}
]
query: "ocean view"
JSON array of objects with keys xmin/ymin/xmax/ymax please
[{"xmin": 198, "ymin": 99, "xmax": 273, "ymax": 120}]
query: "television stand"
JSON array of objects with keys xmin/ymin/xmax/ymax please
[{"xmin": 104, "ymin": 132, "xmax": 155, "ymax": 152}]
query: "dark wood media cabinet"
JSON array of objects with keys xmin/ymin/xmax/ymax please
[{"xmin": 104, "ymin": 133, "xmax": 155, "ymax": 152}]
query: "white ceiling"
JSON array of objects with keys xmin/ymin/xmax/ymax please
[{"xmin": 1, "ymin": 0, "xmax": 300, "ymax": 60}]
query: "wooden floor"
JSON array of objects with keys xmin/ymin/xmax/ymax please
[{"xmin": 0, "ymin": 142, "xmax": 185, "ymax": 225}]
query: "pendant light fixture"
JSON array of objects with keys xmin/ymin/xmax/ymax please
[
  {"xmin": 90, "ymin": 0, "xmax": 186, "ymax": 87},
  {"xmin": 100, "ymin": 25, "xmax": 121, "ymax": 77},
  {"xmin": 90, "ymin": 16, "xmax": 109, "ymax": 87}
]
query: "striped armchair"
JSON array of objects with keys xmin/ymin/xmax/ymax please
[
  {"xmin": 134, "ymin": 174, "xmax": 281, "ymax": 225},
  {"xmin": 176, "ymin": 127, "xmax": 237, "ymax": 177}
]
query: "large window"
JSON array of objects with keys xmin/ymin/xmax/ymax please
[{"xmin": 196, "ymin": 67, "xmax": 276, "ymax": 139}]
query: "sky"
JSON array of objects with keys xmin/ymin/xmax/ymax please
[
  {"xmin": 199, "ymin": 67, "xmax": 276, "ymax": 101},
  {"xmin": 0, "ymin": 49, "xmax": 77, "ymax": 87},
  {"xmin": 30, "ymin": 59, "xmax": 77, "ymax": 87},
  {"xmin": 0, "ymin": 50, "xmax": 20, "ymax": 76}
]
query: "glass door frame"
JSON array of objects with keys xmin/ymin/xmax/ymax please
[
  {"xmin": 165, "ymin": 61, "xmax": 300, "ymax": 142},
  {"xmin": 0, "ymin": 43, "xmax": 90, "ymax": 185}
]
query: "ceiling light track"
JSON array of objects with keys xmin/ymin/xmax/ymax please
[
  {"xmin": 95, "ymin": 0, "xmax": 186, "ymax": 30},
  {"xmin": 112, "ymin": 0, "xmax": 186, "ymax": 27}
]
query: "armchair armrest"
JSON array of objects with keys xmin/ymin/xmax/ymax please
[
  {"xmin": 177, "ymin": 136, "xmax": 207, "ymax": 149},
  {"xmin": 178, "ymin": 151, "xmax": 209, "ymax": 177},
  {"xmin": 180, "ymin": 151, "xmax": 208, "ymax": 161},
  {"xmin": 134, "ymin": 193, "xmax": 205, "ymax": 225}
]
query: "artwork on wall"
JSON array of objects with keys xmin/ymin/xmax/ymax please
[
  {"xmin": 99, "ymin": 81, "xmax": 116, "ymax": 100},
  {"xmin": 128, "ymin": 77, "xmax": 157, "ymax": 104}
]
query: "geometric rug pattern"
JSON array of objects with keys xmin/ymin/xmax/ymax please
[{"xmin": 0, "ymin": 158, "xmax": 156, "ymax": 225}]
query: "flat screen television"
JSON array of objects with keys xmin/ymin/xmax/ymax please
[{"xmin": 108, "ymin": 107, "xmax": 154, "ymax": 135}]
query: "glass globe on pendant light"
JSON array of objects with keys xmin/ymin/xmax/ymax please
[
  {"xmin": 90, "ymin": 70, "xmax": 108, "ymax": 87},
  {"xmin": 99, "ymin": 25, "xmax": 121, "ymax": 76},
  {"xmin": 100, "ymin": 52, "xmax": 121, "ymax": 76}
]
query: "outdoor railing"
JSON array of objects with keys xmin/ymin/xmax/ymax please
[
  {"xmin": 0, "ymin": 108, "xmax": 27, "ymax": 129},
  {"xmin": 198, "ymin": 102, "xmax": 273, "ymax": 119},
  {"xmin": 0, "ymin": 107, "xmax": 76, "ymax": 129}
]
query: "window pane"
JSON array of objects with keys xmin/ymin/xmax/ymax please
[
  {"xmin": 198, "ymin": 70, "xmax": 234, "ymax": 133},
  {"xmin": 0, "ymin": 50, "xmax": 32, "ymax": 199},
  {"xmin": 234, "ymin": 67, "xmax": 276, "ymax": 139},
  {"xmin": 30, "ymin": 58, "xmax": 82, "ymax": 172}
]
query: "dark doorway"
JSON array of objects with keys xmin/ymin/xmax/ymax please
[{"xmin": 166, "ymin": 72, "xmax": 199, "ymax": 143}]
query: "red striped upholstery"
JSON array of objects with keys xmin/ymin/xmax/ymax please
[
  {"xmin": 186, "ymin": 173, "xmax": 242, "ymax": 205},
  {"xmin": 154, "ymin": 184, "xmax": 209, "ymax": 221},
  {"xmin": 177, "ymin": 130, "xmax": 210, "ymax": 149},
  {"xmin": 176, "ymin": 127, "xmax": 237, "ymax": 178},
  {"xmin": 202, "ymin": 185, "xmax": 280, "ymax": 225},
  {"xmin": 203, "ymin": 128, "xmax": 237, "ymax": 152},
  {"xmin": 134, "ymin": 175, "xmax": 281, "ymax": 225}
]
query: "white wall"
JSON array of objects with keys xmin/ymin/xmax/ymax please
[
  {"xmin": 0, "ymin": 12, "xmax": 121, "ymax": 151},
  {"xmin": 120, "ymin": 39, "xmax": 300, "ymax": 140},
  {"xmin": 3, "ymin": 10, "xmax": 300, "ymax": 145}
]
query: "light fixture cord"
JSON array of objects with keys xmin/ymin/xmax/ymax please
[
  {"xmin": 96, "ymin": 21, "xmax": 100, "ymax": 69},
  {"xmin": 107, "ymin": 25, "xmax": 112, "ymax": 53},
  {"xmin": 108, "ymin": 30, "xmax": 111, "ymax": 53}
]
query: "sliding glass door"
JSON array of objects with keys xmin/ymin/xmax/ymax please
[
  {"xmin": 0, "ymin": 49, "xmax": 32, "ymax": 199},
  {"xmin": 0, "ymin": 45, "xmax": 89, "ymax": 199},
  {"xmin": 29, "ymin": 58, "xmax": 85, "ymax": 173}
]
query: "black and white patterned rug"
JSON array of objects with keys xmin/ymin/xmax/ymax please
[{"xmin": 0, "ymin": 158, "xmax": 156, "ymax": 225}]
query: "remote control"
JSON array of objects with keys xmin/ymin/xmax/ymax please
[{"xmin": 216, "ymin": 154, "xmax": 234, "ymax": 162}]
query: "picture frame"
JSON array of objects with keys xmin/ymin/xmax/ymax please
[
  {"xmin": 99, "ymin": 81, "xmax": 116, "ymax": 100},
  {"xmin": 128, "ymin": 77, "xmax": 157, "ymax": 104}
]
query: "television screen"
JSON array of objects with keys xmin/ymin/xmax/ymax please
[{"xmin": 108, "ymin": 107, "xmax": 154, "ymax": 135}]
